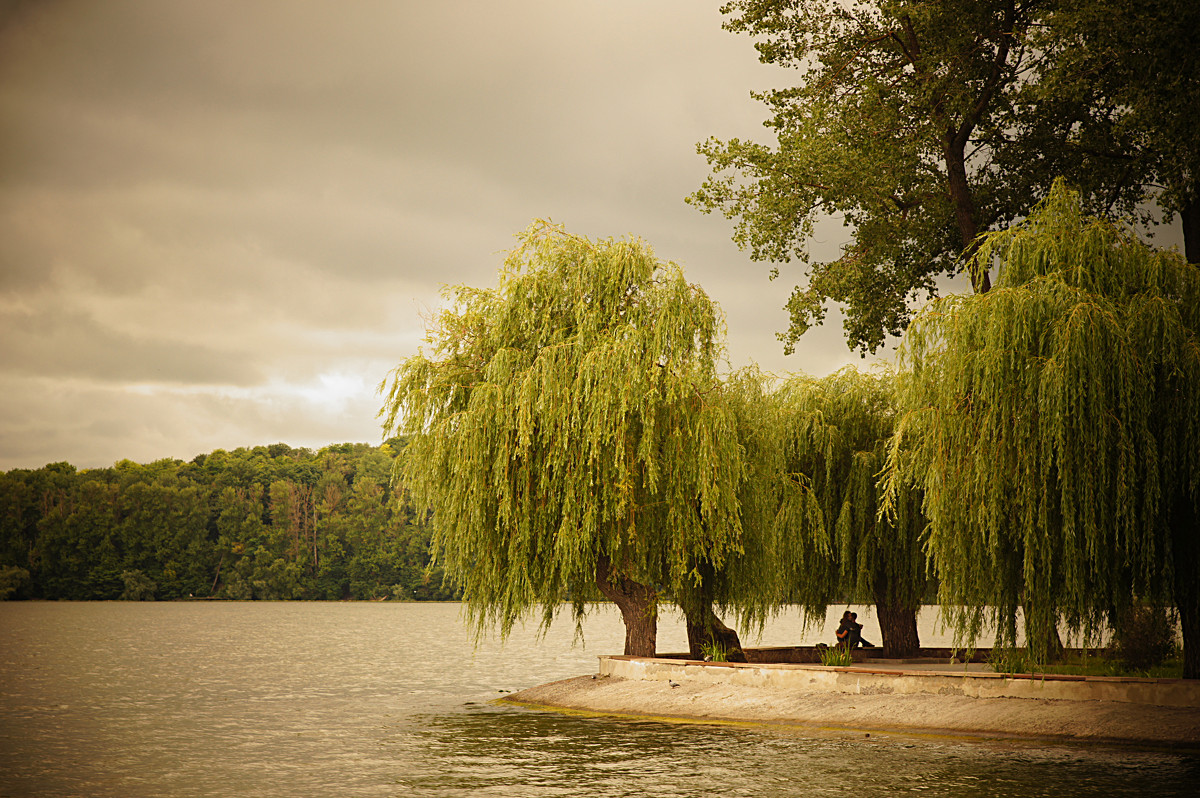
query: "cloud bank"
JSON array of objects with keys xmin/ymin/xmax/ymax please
[{"xmin": 0, "ymin": 0, "xmax": 876, "ymax": 470}]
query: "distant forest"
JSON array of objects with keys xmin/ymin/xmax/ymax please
[{"xmin": 0, "ymin": 440, "xmax": 460, "ymax": 601}]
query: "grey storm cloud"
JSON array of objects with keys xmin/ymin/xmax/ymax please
[
  {"xmin": 0, "ymin": 0, "xmax": 867, "ymax": 471},
  {"xmin": 0, "ymin": 304, "xmax": 261, "ymax": 384}
]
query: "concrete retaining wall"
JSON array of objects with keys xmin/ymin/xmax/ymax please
[{"xmin": 599, "ymin": 655, "xmax": 1200, "ymax": 708}]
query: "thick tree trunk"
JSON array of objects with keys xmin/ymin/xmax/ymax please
[
  {"xmin": 944, "ymin": 135, "xmax": 991, "ymax": 294},
  {"xmin": 595, "ymin": 553, "xmax": 657, "ymax": 657},
  {"xmin": 1179, "ymin": 590, "xmax": 1199, "ymax": 680},
  {"xmin": 1181, "ymin": 195, "xmax": 1199, "ymax": 266},
  {"xmin": 871, "ymin": 565, "xmax": 922, "ymax": 657},
  {"xmin": 874, "ymin": 599, "xmax": 921, "ymax": 658},
  {"xmin": 677, "ymin": 558, "xmax": 746, "ymax": 662},
  {"xmin": 684, "ymin": 604, "xmax": 746, "ymax": 662},
  {"xmin": 1172, "ymin": 511, "xmax": 1200, "ymax": 679}
]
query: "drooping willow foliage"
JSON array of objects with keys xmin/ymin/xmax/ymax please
[
  {"xmin": 379, "ymin": 222, "xmax": 750, "ymax": 641},
  {"xmin": 671, "ymin": 364, "xmax": 821, "ymax": 638},
  {"xmin": 888, "ymin": 181, "xmax": 1200, "ymax": 674},
  {"xmin": 775, "ymin": 368, "xmax": 928, "ymax": 653}
]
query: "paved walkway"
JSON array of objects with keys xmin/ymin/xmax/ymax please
[
  {"xmin": 504, "ymin": 659, "xmax": 1200, "ymax": 748},
  {"xmin": 852, "ymin": 659, "xmax": 993, "ymax": 672}
]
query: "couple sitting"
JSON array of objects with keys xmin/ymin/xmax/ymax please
[{"xmin": 835, "ymin": 610, "xmax": 875, "ymax": 649}]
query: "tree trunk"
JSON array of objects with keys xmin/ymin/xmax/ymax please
[
  {"xmin": 944, "ymin": 135, "xmax": 991, "ymax": 294},
  {"xmin": 1179, "ymin": 588, "xmax": 1199, "ymax": 680},
  {"xmin": 676, "ymin": 558, "xmax": 746, "ymax": 661},
  {"xmin": 871, "ymin": 564, "xmax": 922, "ymax": 657},
  {"xmin": 684, "ymin": 603, "xmax": 746, "ymax": 662},
  {"xmin": 209, "ymin": 552, "xmax": 225, "ymax": 596},
  {"xmin": 595, "ymin": 553, "xmax": 657, "ymax": 657},
  {"xmin": 1172, "ymin": 511, "xmax": 1200, "ymax": 679},
  {"xmin": 874, "ymin": 599, "xmax": 921, "ymax": 658},
  {"xmin": 1181, "ymin": 195, "xmax": 1199, "ymax": 266}
]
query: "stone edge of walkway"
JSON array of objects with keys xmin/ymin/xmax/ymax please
[{"xmin": 499, "ymin": 657, "xmax": 1200, "ymax": 749}]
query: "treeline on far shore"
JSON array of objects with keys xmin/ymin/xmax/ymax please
[{"xmin": 0, "ymin": 440, "xmax": 460, "ymax": 602}]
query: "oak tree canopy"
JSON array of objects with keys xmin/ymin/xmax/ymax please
[{"xmin": 691, "ymin": 0, "xmax": 1198, "ymax": 356}]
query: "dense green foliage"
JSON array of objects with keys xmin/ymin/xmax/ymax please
[
  {"xmin": 380, "ymin": 222, "xmax": 754, "ymax": 652},
  {"xmin": 1016, "ymin": 0, "xmax": 1200, "ymax": 262},
  {"xmin": 0, "ymin": 441, "xmax": 457, "ymax": 601},
  {"xmin": 690, "ymin": 0, "xmax": 1197, "ymax": 355},
  {"xmin": 775, "ymin": 368, "xmax": 928, "ymax": 654},
  {"xmin": 887, "ymin": 182, "xmax": 1200, "ymax": 675},
  {"xmin": 1112, "ymin": 606, "xmax": 1179, "ymax": 673},
  {"xmin": 691, "ymin": 0, "xmax": 1048, "ymax": 353},
  {"xmin": 678, "ymin": 366, "xmax": 805, "ymax": 623},
  {"xmin": 376, "ymin": 220, "xmax": 935, "ymax": 658}
]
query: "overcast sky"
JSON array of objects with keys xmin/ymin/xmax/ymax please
[{"xmin": 0, "ymin": 0, "xmax": 901, "ymax": 471}]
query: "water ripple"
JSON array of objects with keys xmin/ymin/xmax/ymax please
[{"xmin": 1, "ymin": 602, "xmax": 1195, "ymax": 798}]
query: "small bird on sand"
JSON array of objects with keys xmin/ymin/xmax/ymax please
[{"xmin": 668, "ymin": 680, "xmax": 680, "ymax": 688}]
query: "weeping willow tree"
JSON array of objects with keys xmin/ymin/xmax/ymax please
[
  {"xmin": 774, "ymin": 368, "xmax": 929, "ymax": 656},
  {"xmin": 669, "ymin": 364, "xmax": 828, "ymax": 660},
  {"xmin": 887, "ymin": 181, "xmax": 1200, "ymax": 676},
  {"xmin": 379, "ymin": 222, "xmax": 750, "ymax": 657}
]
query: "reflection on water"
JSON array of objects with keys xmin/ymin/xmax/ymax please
[
  {"xmin": 0, "ymin": 602, "xmax": 1196, "ymax": 798},
  {"xmin": 409, "ymin": 707, "xmax": 1200, "ymax": 798}
]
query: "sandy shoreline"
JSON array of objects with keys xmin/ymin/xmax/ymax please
[{"xmin": 503, "ymin": 667, "xmax": 1200, "ymax": 749}]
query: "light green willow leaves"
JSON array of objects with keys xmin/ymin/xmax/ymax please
[
  {"xmin": 379, "ymin": 222, "xmax": 751, "ymax": 639},
  {"xmin": 773, "ymin": 367, "xmax": 928, "ymax": 618},
  {"xmin": 889, "ymin": 181, "xmax": 1200, "ymax": 658}
]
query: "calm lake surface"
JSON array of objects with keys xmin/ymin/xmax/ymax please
[{"xmin": 1, "ymin": 602, "xmax": 1196, "ymax": 797}]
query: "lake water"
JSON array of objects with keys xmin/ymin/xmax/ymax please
[{"xmin": 1, "ymin": 602, "xmax": 1196, "ymax": 797}]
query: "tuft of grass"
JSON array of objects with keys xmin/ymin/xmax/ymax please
[
  {"xmin": 819, "ymin": 645, "xmax": 854, "ymax": 667},
  {"xmin": 1036, "ymin": 651, "xmax": 1183, "ymax": 679},
  {"xmin": 988, "ymin": 647, "xmax": 1184, "ymax": 679},
  {"xmin": 988, "ymin": 646, "xmax": 1031, "ymax": 674},
  {"xmin": 700, "ymin": 640, "xmax": 728, "ymax": 662}
]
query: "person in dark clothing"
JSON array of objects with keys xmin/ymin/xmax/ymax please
[
  {"xmin": 835, "ymin": 611, "xmax": 854, "ymax": 648},
  {"xmin": 835, "ymin": 610, "xmax": 876, "ymax": 649},
  {"xmin": 849, "ymin": 612, "xmax": 875, "ymax": 649}
]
